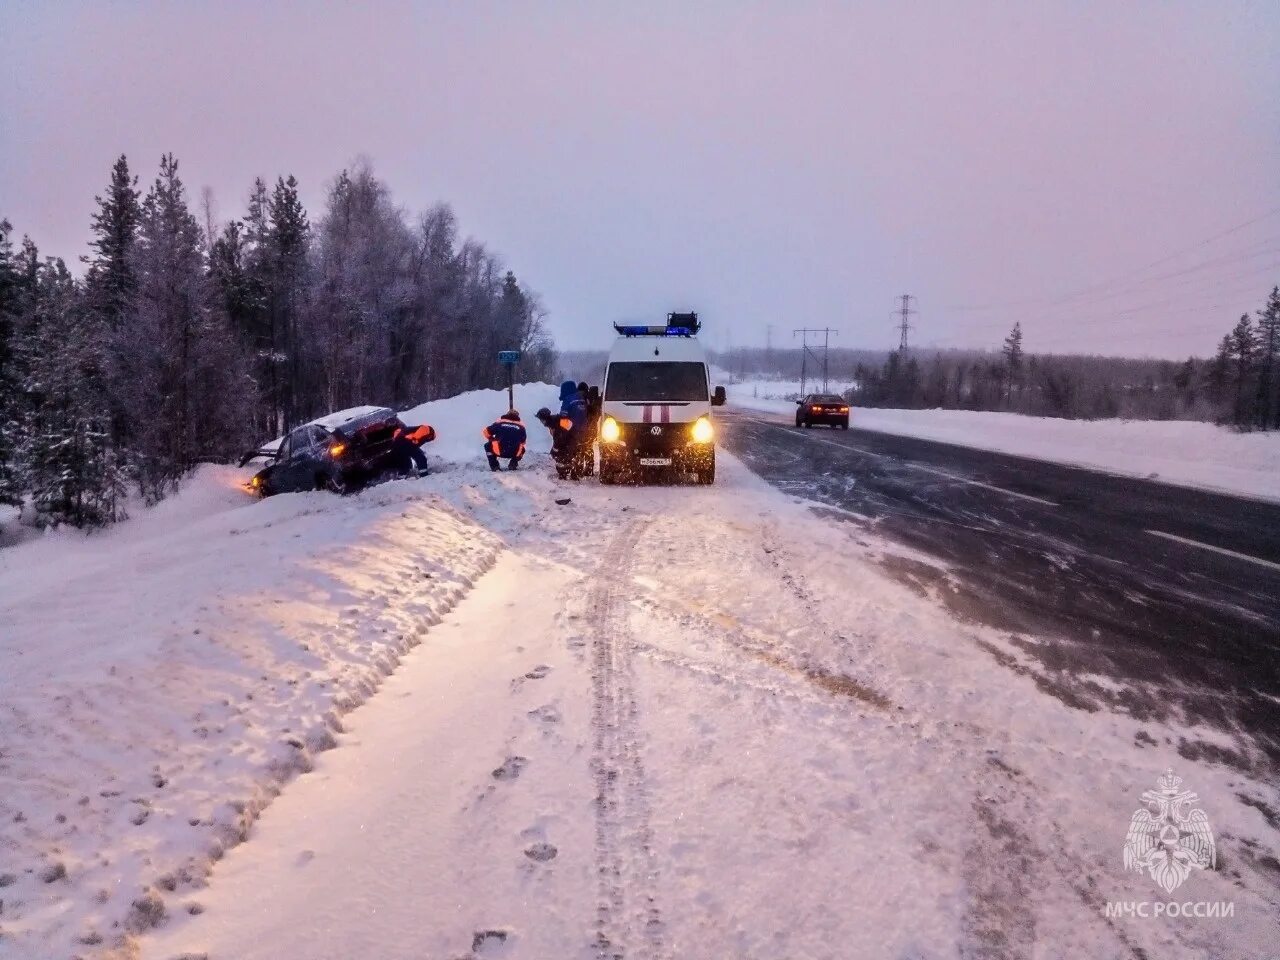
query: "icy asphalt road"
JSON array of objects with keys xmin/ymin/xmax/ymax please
[
  {"xmin": 140, "ymin": 454, "xmax": 1278, "ymax": 960},
  {"xmin": 718, "ymin": 408, "xmax": 1280, "ymax": 772}
]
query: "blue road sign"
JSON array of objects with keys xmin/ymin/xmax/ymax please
[{"xmin": 497, "ymin": 350, "xmax": 521, "ymax": 364}]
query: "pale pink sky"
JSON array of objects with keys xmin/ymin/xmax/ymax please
[{"xmin": 2, "ymin": 1, "xmax": 1277, "ymax": 357}]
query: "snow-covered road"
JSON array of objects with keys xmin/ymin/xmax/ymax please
[{"xmin": 4, "ymin": 389, "xmax": 1278, "ymax": 959}]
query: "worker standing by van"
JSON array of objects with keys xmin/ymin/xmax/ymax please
[
  {"xmin": 531, "ymin": 381, "xmax": 590, "ymax": 480},
  {"xmin": 482, "ymin": 410, "xmax": 527, "ymax": 471},
  {"xmin": 576, "ymin": 381, "xmax": 600, "ymax": 477}
]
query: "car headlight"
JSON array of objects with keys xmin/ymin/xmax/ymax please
[
  {"xmin": 691, "ymin": 416, "xmax": 713, "ymax": 443},
  {"xmin": 329, "ymin": 442, "xmax": 347, "ymax": 457},
  {"xmin": 600, "ymin": 416, "xmax": 621, "ymax": 443}
]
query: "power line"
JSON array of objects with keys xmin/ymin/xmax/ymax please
[
  {"xmin": 946, "ymin": 207, "xmax": 1280, "ymax": 313},
  {"xmin": 793, "ymin": 327, "xmax": 838, "ymax": 393},
  {"xmin": 952, "ymin": 239, "xmax": 1280, "ymax": 319}
]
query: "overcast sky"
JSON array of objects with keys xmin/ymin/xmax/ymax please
[{"xmin": 2, "ymin": 1, "xmax": 1277, "ymax": 358}]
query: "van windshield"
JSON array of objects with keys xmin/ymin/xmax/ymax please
[{"xmin": 605, "ymin": 362, "xmax": 708, "ymax": 402}]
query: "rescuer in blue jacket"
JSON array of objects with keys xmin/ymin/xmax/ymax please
[
  {"xmin": 558, "ymin": 379, "xmax": 587, "ymax": 431},
  {"xmin": 482, "ymin": 410, "xmax": 527, "ymax": 471}
]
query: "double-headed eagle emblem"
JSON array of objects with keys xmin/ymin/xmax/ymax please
[{"xmin": 1122, "ymin": 769, "xmax": 1216, "ymax": 893}]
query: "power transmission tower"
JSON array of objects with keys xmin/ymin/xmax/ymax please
[
  {"xmin": 793, "ymin": 327, "xmax": 838, "ymax": 394},
  {"xmin": 893, "ymin": 294, "xmax": 916, "ymax": 352}
]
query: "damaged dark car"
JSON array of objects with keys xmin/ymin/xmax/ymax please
[{"xmin": 240, "ymin": 407, "xmax": 435, "ymax": 497}]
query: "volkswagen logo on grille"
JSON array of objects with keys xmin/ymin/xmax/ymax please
[{"xmin": 650, "ymin": 425, "xmax": 662, "ymax": 436}]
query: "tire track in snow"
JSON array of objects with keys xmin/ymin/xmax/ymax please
[{"xmin": 588, "ymin": 519, "xmax": 668, "ymax": 960}]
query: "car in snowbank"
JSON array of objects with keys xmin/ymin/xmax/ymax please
[{"xmin": 240, "ymin": 406, "xmax": 434, "ymax": 496}]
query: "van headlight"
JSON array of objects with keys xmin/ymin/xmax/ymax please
[
  {"xmin": 600, "ymin": 416, "xmax": 621, "ymax": 443},
  {"xmin": 691, "ymin": 416, "xmax": 713, "ymax": 443}
]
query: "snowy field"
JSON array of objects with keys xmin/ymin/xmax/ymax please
[
  {"xmin": 2, "ymin": 384, "xmax": 1277, "ymax": 959},
  {"xmin": 725, "ymin": 376, "xmax": 1280, "ymax": 502}
]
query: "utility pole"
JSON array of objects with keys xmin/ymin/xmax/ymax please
[
  {"xmin": 793, "ymin": 327, "xmax": 839, "ymax": 394},
  {"xmin": 894, "ymin": 295, "xmax": 916, "ymax": 352},
  {"xmin": 765, "ymin": 324, "xmax": 774, "ymax": 371}
]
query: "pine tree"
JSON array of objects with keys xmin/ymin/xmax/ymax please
[
  {"xmin": 1002, "ymin": 322, "xmax": 1024, "ymax": 406},
  {"xmin": 1173, "ymin": 357, "xmax": 1197, "ymax": 412},
  {"xmin": 1254, "ymin": 286, "xmax": 1280, "ymax": 430},
  {"xmin": 0, "ymin": 219, "xmax": 23, "ymax": 506},
  {"xmin": 83, "ymin": 155, "xmax": 142, "ymax": 447},
  {"xmin": 124, "ymin": 154, "xmax": 250, "ymax": 498},
  {"xmin": 22, "ymin": 257, "xmax": 127, "ymax": 527},
  {"xmin": 1205, "ymin": 334, "xmax": 1232, "ymax": 409},
  {"xmin": 266, "ymin": 174, "xmax": 310, "ymax": 429},
  {"xmin": 1228, "ymin": 313, "xmax": 1257, "ymax": 427},
  {"xmin": 84, "ymin": 155, "xmax": 141, "ymax": 330}
]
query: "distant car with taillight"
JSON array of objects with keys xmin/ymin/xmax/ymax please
[
  {"xmin": 795, "ymin": 394, "xmax": 850, "ymax": 429},
  {"xmin": 240, "ymin": 406, "xmax": 435, "ymax": 496}
]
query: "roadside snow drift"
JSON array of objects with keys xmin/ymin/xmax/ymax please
[{"xmin": 727, "ymin": 377, "xmax": 1280, "ymax": 502}]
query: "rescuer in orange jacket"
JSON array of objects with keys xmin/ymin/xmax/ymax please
[
  {"xmin": 482, "ymin": 410, "xmax": 527, "ymax": 471},
  {"xmin": 392, "ymin": 422, "xmax": 435, "ymax": 474}
]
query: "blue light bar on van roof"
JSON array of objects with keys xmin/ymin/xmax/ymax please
[{"xmin": 614, "ymin": 323, "xmax": 697, "ymax": 337}]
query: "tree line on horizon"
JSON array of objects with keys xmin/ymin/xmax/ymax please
[
  {"xmin": 0, "ymin": 154, "xmax": 555, "ymax": 529},
  {"xmin": 712, "ymin": 287, "xmax": 1280, "ymax": 426}
]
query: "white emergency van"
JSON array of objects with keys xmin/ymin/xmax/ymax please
[{"xmin": 597, "ymin": 312, "xmax": 726, "ymax": 484}]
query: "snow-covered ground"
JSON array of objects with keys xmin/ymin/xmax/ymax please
[
  {"xmin": 3, "ymin": 384, "xmax": 1277, "ymax": 959},
  {"xmin": 724, "ymin": 376, "xmax": 1280, "ymax": 502}
]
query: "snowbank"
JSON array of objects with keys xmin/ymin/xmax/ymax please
[
  {"xmin": 401, "ymin": 382, "xmax": 562, "ymax": 465},
  {"xmin": 725, "ymin": 377, "xmax": 1280, "ymax": 502},
  {"xmin": 0, "ymin": 381, "xmax": 580, "ymax": 958}
]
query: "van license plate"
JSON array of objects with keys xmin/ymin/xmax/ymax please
[{"xmin": 639, "ymin": 457, "xmax": 672, "ymax": 467}]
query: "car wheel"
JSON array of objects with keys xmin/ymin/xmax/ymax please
[
  {"xmin": 841, "ymin": 420, "xmax": 849, "ymax": 430},
  {"xmin": 794, "ymin": 417, "xmax": 802, "ymax": 428},
  {"xmin": 324, "ymin": 472, "xmax": 350, "ymax": 495},
  {"xmin": 804, "ymin": 421, "xmax": 812, "ymax": 428}
]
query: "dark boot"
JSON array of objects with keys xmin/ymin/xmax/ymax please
[
  {"xmin": 507, "ymin": 458, "xmax": 520, "ymax": 471},
  {"xmin": 487, "ymin": 454, "xmax": 501, "ymax": 472}
]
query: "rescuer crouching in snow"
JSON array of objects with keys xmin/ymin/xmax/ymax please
[{"xmin": 482, "ymin": 410, "xmax": 527, "ymax": 471}]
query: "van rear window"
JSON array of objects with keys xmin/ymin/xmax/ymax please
[{"xmin": 605, "ymin": 362, "xmax": 708, "ymax": 402}]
